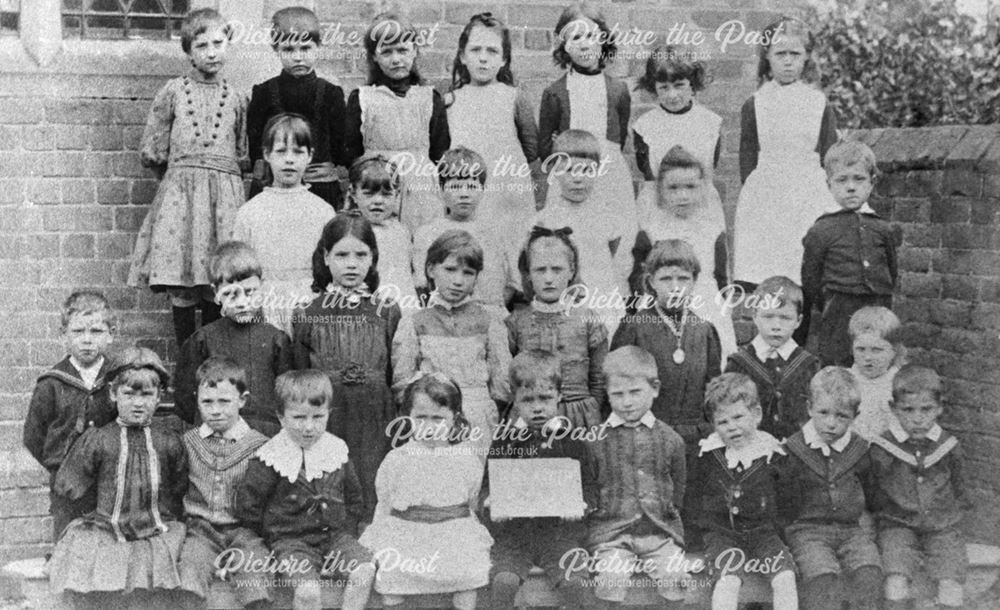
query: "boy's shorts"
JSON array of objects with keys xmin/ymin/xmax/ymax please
[
  {"xmin": 491, "ymin": 519, "xmax": 584, "ymax": 585},
  {"xmin": 590, "ymin": 527, "xmax": 688, "ymax": 602},
  {"xmin": 785, "ymin": 521, "xmax": 881, "ymax": 581},
  {"xmin": 704, "ymin": 523, "xmax": 795, "ymax": 582},
  {"xmin": 272, "ymin": 530, "xmax": 373, "ymax": 583},
  {"xmin": 878, "ymin": 525, "xmax": 966, "ymax": 582},
  {"xmin": 179, "ymin": 517, "xmax": 270, "ymax": 605}
]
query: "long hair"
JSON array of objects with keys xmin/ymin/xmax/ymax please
[
  {"xmin": 310, "ymin": 214, "xmax": 380, "ymax": 294},
  {"xmin": 756, "ymin": 17, "xmax": 817, "ymax": 86},
  {"xmin": 450, "ymin": 12, "xmax": 514, "ymax": 91},
  {"xmin": 364, "ymin": 12, "xmax": 423, "ymax": 86}
]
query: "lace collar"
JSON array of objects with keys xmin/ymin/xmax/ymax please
[
  {"xmin": 698, "ymin": 431, "xmax": 785, "ymax": 469},
  {"xmin": 257, "ymin": 430, "xmax": 350, "ymax": 483}
]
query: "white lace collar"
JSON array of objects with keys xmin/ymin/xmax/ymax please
[
  {"xmin": 256, "ymin": 430, "xmax": 350, "ymax": 483},
  {"xmin": 698, "ymin": 431, "xmax": 785, "ymax": 469},
  {"xmin": 428, "ymin": 291, "xmax": 471, "ymax": 310},
  {"xmin": 531, "ymin": 298, "xmax": 571, "ymax": 315}
]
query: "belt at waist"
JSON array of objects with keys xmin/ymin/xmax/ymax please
[
  {"xmin": 169, "ymin": 154, "xmax": 241, "ymax": 175},
  {"xmin": 390, "ymin": 503, "xmax": 470, "ymax": 523}
]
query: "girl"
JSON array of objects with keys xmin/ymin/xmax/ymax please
[
  {"xmin": 631, "ymin": 146, "xmax": 737, "ymax": 361},
  {"xmin": 392, "ymin": 230, "xmax": 511, "ymax": 456},
  {"xmin": 292, "ymin": 213, "xmax": 401, "ymax": 520},
  {"xmin": 848, "ymin": 306, "xmax": 906, "ymax": 441},
  {"xmin": 447, "ymin": 12, "xmax": 538, "ymax": 232},
  {"xmin": 347, "ymin": 154, "xmax": 418, "ymax": 305},
  {"xmin": 539, "ymin": 3, "xmax": 635, "ymax": 232},
  {"xmin": 632, "ymin": 45, "xmax": 725, "ymax": 228},
  {"xmin": 506, "ymin": 226, "xmax": 607, "ymax": 429},
  {"xmin": 48, "ymin": 348, "xmax": 188, "ymax": 602},
  {"xmin": 360, "ymin": 373, "xmax": 492, "ymax": 610},
  {"xmin": 733, "ymin": 17, "xmax": 839, "ymax": 337},
  {"xmin": 128, "ymin": 9, "xmax": 248, "ymax": 347},
  {"xmin": 345, "ymin": 12, "xmax": 449, "ymax": 233},
  {"xmin": 232, "ymin": 113, "xmax": 335, "ymax": 334}
]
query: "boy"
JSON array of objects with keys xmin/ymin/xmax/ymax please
[
  {"xmin": 725, "ymin": 275, "xmax": 821, "ymax": 440},
  {"xmin": 870, "ymin": 366, "xmax": 968, "ymax": 610},
  {"xmin": 586, "ymin": 346, "xmax": 688, "ymax": 608},
  {"xmin": 247, "ymin": 7, "xmax": 348, "ymax": 209},
  {"xmin": 779, "ymin": 367, "xmax": 882, "ymax": 610},
  {"xmin": 695, "ymin": 372, "xmax": 796, "ymax": 610},
  {"xmin": 849, "ymin": 306, "xmax": 905, "ymax": 441},
  {"xmin": 412, "ymin": 146, "xmax": 520, "ymax": 310},
  {"xmin": 235, "ymin": 370, "xmax": 375, "ymax": 610},
  {"xmin": 178, "ymin": 357, "xmax": 270, "ymax": 609},
  {"xmin": 802, "ymin": 140, "xmax": 898, "ymax": 366},
  {"xmin": 23, "ymin": 290, "xmax": 117, "ymax": 541},
  {"xmin": 486, "ymin": 350, "xmax": 598, "ymax": 610},
  {"xmin": 175, "ymin": 241, "xmax": 293, "ymax": 437}
]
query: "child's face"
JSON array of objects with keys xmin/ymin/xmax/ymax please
[
  {"xmin": 374, "ymin": 41, "xmax": 416, "ymax": 80},
  {"xmin": 554, "ymin": 156, "xmax": 597, "ymax": 204},
  {"xmin": 560, "ymin": 17, "xmax": 601, "ymax": 70},
  {"xmin": 766, "ymin": 33, "xmax": 806, "ymax": 85},
  {"xmin": 264, "ymin": 136, "xmax": 312, "ymax": 189},
  {"xmin": 409, "ymin": 392, "xmax": 455, "ymax": 447},
  {"xmin": 712, "ymin": 400, "xmax": 762, "ymax": 450},
  {"xmin": 215, "ymin": 276, "xmax": 262, "ymax": 324},
  {"xmin": 655, "ymin": 79, "xmax": 694, "ymax": 112},
  {"xmin": 325, "ymin": 235, "xmax": 373, "ymax": 291},
  {"xmin": 427, "ymin": 253, "xmax": 478, "ymax": 303},
  {"xmin": 442, "ymin": 178, "xmax": 484, "ymax": 221},
  {"xmin": 852, "ymin": 332, "xmax": 896, "ymax": 380},
  {"xmin": 648, "ymin": 265, "xmax": 695, "ymax": 311},
  {"xmin": 514, "ymin": 382, "xmax": 562, "ymax": 431},
  {"xmin": 198, "ymin": 380, "xmax": 246, "ymax": 434},
  {"xmin": 891, "ymin": 391, "xmax": 942, "ymax": 440},
  {"xmin": 753, "ymin": 300, "xmax": 801, "ymax": 348},
  {"xmin": 607, "ymin": 374, "xmax": 659, "ymax": 424},
  {"xmin": 827, "ymin": 163, "xmax": 874, "ymax": 212},
  {"xmin": 460, "ymin": 25, "xmax": 504, "ymax": 85},
  {"xmin": 189, "ymin": 25, "xmax": 230, "ymax": 76},
  {"xmin": 658, "ymin": 167, "xmax": 704, "ymax": 219},
  {"xmin": 528, "ymin": 239, "xmax": 575, "ymax": 304},
  {"xmin": 64, "ymin": 312, "xmax": 113, "ymax": 367},
  {"xmin": 279, "ymin": 400, "xmax": 329, "ymax": 449},
  {"xmin": 277, "ymin": 39, "xmax": 318, "ymax": 77},
  {"xmin": 352, "ymin": 185, "xmax": 400, "ymax": 226},
  {"xmin": 112, "ymin": 379, "xmax": 161, "ymax": 427},
  {"xmin": 807, "ymin": 394, "xmax": 855, "ymax": 445}
]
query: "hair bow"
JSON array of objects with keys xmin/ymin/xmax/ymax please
[
  {"xmin": 529, "ymin": 225, "xmax": 574, "ymax": 240},
  {"xmin": 472, "ymin": 11, "xmax": 494, "ymax": 21}
]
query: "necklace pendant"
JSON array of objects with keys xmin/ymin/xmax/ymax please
[{"xmin": 673, "ymin": 348, "xmax": 685, "ymax": 365}]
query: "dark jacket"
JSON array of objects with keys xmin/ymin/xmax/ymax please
[
  {"xmin": 779, "ymin": 431, "xmax": 876, "ymax": 525},
  {"xmin": 538, "ymin": 73, "xmax": 630, "ymax": 162}
]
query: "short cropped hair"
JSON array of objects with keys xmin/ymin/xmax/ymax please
[
  {"xmin": 892, "ymin": 365, "xmax": 942, "ymax": 404},
  {"xmin": 509, "ymin": 350, "xmax": 563, "ymax": 392},
  {"xmin": 603, "ymin": 346, "xmax": 658, "ymax": 386},
  {"xmin": 438, "ymin": 147, "xmax": 487, "ymax": 188},
  {"xmin": 657, "ymin": 145, "xmax": 705, "ymax": 182},
  {"xmin": 209, "ymin": 241, "xmax": 263, "ymax": 286},
  {"xmin": 753, "ymin": 276, "xmax": 805, "ymax": 316},
  {"xmin": 275, "ymin": 370, "xmax": 333, "ymax": 415},
  {"xmin": 270, "ymin": 6, "xmax": 321, "ymax": 47},
  {"xmin": 61, "ymin": 290, "xmax": 115, "ymax": 330},
  {"xmin": 643, "ymin": 238, "xmax": 701, "ymax": 283},
  {"xmin": 196, "ymin": 356, "xmax": 248, "ymax": 395},
  {"xmin": 810, "ymin": 366, "xmax": 861, "ymax": 415},
  {"xmin": 849, "ymin": 306, "xmax": 903, "ymax": 343},
  {"xmin": 424, "ymin": 230, "xmax": 484, "ymax": 289},
  {"xmin": 550, "ymin": 129, "xmax": 601, "ymax": 165},
  {"xmin": 704, "ymin": 372, "xmax": 760, "ymax": 421},
  {"xmin": 824, "ymin": 140, "xmax": 878, "ymax": 178},
  {"xmin": 181, "ymin": 8, "xmax": 230, "ymax": 54},
  {"xmin": 262, "ymin": 113, "xmax": 313, "ymax": 155}
]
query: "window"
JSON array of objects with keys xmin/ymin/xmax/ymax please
[
  {"xmin": 62, "ymin": 0, "xmax": 189, "ymax": 39},
  {"xmin": 1, "ymin": 0, "xmax": 18, "ymax": 34}
]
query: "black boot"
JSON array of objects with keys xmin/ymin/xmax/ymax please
[{"xmin": 172, "ymin": 305, "xmax": 197, "ymax": 346}]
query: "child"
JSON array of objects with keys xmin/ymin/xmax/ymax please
[
  {"xmin": 413, "ymin": 147, "xmax": 520, "ymax": 312},
  {"xmin": 486, "ymin": 351, "xmax": 597, "ymax": 610},
  {"xmin": 802, "ymin": 140, "xmax": 898, "ymax": 367},
  {"xmin": 630, "ymin": 145, "xmax": 736, "ymax": 359},
  {"xmin": 540, "ymin": 2, "xmax": 634, "ymax": 221},
  {"xmin": 850, "ymin": 306, "xmax": 906, "ymax": 441},
  {"xmin": 345, "ymin": 12, "xmax": 449, "ymax": 233},
  {"xmin": 447, "ymin": 12, "xmax": 538, "ymax": 229},
  {"xmin": 175, "ymin": 241, "xmax": 293, "ymax": 437},
  {"xmin": 506, "ymin": 227, "xmax": 607, "ymax": 429},
  {"xmin": 232, "ymin": 113, "xmax": 336, "ymax": 333},
  {"xmin": 695, "ymin": 372, "xmax": 797, "ymax": 610},
  {"xmin": 128, "ymin": 8, "xmax": 248, "ymax": 346},
  {"xmin": 235, "ymin": 370, "xmax": 375, "ymax": 610},
  {"xmin": 347, "ymin": 154, "xmax": 417, "ymax": 303},
  {"xmin": 48, "ymin": 348, "xmax": 189, "ymax": 600},
  {"xmin": 177, "ymin": 357, "xmax": 270, "ymax": 609},
  {"xmin": 725, "ymin": 276, "xmax": 821, "ymax": 440},
  {"xmin": 393, "ymin": 229, "xmax": 512, "ymax": 456},
  {"xmin": 247, "ymin": 7, "xmax": 347, "ymax": 209},
  {"xmin": 778, "ymin": 367, "xmax": 882, "ymax": 610},
  {"xmin": 733, "ymin": 17, "xmax": 839, "ymax": 346},
  {"xmin": 586, "ymin": 346, "xmax": 688, "ymax": 607},
  {"xmin": 23, "ymin": 291, "xmax": 116, "ymax": 542},
  {"xmin": 536, "ymin": 129, "xmax": 630, "ymax": 335},
  {"xmin": 870, "ymin": 366, "xmax": 968, "ymax": 610},
  {"xmin": 292, "ymin": 214, "xmax": 401, "ymax": 520},
  {"xmin": 632, "ymin": 45, "xmax": 725, "ymax": 227},
  {"xmin": 360, "ymin": 373, "xmax": 493, "ymax": 610}
]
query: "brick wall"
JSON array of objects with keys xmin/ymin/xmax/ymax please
[
  {"xmin": 0, "ymin": 0, "xmax": 810, "ymax": 560},
  {"xmin": 850, "ymin": 125, "xmax": 1000, "ymax": 545}
]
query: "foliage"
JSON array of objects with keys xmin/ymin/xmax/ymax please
[{"xmin": 808, "ymin": 0, "xmax": 1000, "ymax": 128}]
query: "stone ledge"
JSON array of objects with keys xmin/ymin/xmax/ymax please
[{"xmin": 847, "ymin": 125, "xmax": 1000, "ymax": 173}]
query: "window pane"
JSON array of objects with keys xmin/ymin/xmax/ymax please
[
  {"xmin": 62, "ymin": 0, "xmax": 185, "ymax": 39},
  {"xmin": 0, "ymin": 0, "xmax": 17, "ymax": 35}
]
